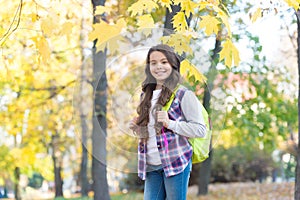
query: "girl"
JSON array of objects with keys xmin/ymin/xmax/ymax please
[{"xmin": 130, "ymin": 44, "xmax": 206, "ymax": 200}]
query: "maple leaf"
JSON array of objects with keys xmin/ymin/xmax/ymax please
[
  {"xmin": 95, "ymin": 5, "xmax": 112, "ymax": 15},
  {"xmin": 137, "ymin": 14, "xmax": 155, "ymax": 36},
  {"xmin": 107, "ymin": 35, "xmax": 127, "ymax": 55},
  {"xmin": 41, "ymin": 18, "xmax": 56, "ymax": 37},
  {"xmin": 207, "ymin": 0, "xmax": 220, "ymax": 5},
  {"xmin": 198, "ymin": 1, "xmax": 209, "ymax": 10},
  {"xmin": 250, "ymin": 8, "xmax": 262, "ymax": 23},
  {"xmin": 199, "ymin": 15, "xmax": 220, "ymax": 36},
  {"xmin": 180, "ymin": 59, "xmax": 207, "ymax": 83},
  {"xmin": 172, "ymin": 12, "xmax": 188, "ymax": 32},
  {"xmin": 173, "ymin": 0, "xmax": 182, "ymax": 5},
  {"xmin": 60, "ymin": 22, "xmax": 73, "ymax": 36},
  {"xmin": 181, "ymin": 0, "xmax": 197, "ymax": 18},
  {"xmin": 284, "ymin": 0, "xmax": 300, "ymax": 10},
  {"xmin": 217, "ymin": 10, "xmax": 231, "ymax": 38},
  {"xmin": 158, "ymin": 0, "xmax": 172, "ymax": 11},
  {"xmin": 160, "ymin": 33, "xmax": 192, "ymax": 55},
  {"xmin": 128, "ymin": 0, "xmax": 158, "ymax": 16},
  {"xmin": 29, "ymin": 13, "xmax": 38, "ymax": 22},
  {"xmin": 219, "ymin": 39, "xmax": 240, "ymax": 68},
  {"xmin": 32, "ymin": 36, "xmax": 51, "ymax": 63},
  {"xmin": 89, "ymin": 18, "xmax": 125, "ymax": 52}
]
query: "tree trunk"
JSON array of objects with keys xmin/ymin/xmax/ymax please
[
  {"xmin": 53, "ymin": 162, "xmax": 64, "ymax": 197},
  {"xmin": 51, "ymin": 137, "xmax": 64, "ymax": 198},
  {"xmin": 91, "ymin": 0, "xmax": 110, "ymax": 200},
  {"xmin": 198, "ymin": 39, "xmax": 221, "ymax": 196},
  {"xmin": 14, "ymin": 167, "xmax": 21, "ymax": 200},
  {"xmin": 294, "ymin": 9, "xmax": 300, "ymax": 200},
  {"xmin": 80, "ymin": 117, "xmax": 89, "ymax": 197},
  {"xmin": 79, "ymin": 0, "xmax": 89, "ymax": 196}
]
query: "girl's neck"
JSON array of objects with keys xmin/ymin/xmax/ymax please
[{"xmin": 155, "ymin": 84, "xmax": 163, "ymax": 90}]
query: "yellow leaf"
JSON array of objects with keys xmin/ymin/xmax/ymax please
[
  {"xmin": 89, "ymin": 18, "xmax": 125, "ymax": 52},
  {"xmin": 95, "ymin": 5, "xmax": 112, "ymax": 15},
  {"xmin": 173, "ymin": 0, "xmax": 183, "ymax": 5},
  {"xmin": 284, "ymin": 0, "xmax": 300, "ymax": 10},
  {"xmin": 107, "ymin": 35, "xmax": 126, "ymax": 54},
  {"xmin": 251, "ymin": 8, "xmax": 262, "ymax": 23},
  {"xmin": 158, "ymin": 0, "xmax": 172, "ymax": 11},
  {"xmin": 181, "ymin": 0, "xmax": 198, "ymax": 18},
  {"xmin": 115, "ymin": 18, "xmax": 126, "ymax": 30},
  {"xmin": 32, "ymin": 36, "xmax": 51, "ymax": 63},
  {"xmin": 137, "ymin": 14, "xmax": 155, "ymax": 29},
  {"xmin": 207, "ymin": 0, "xmax": 220, "ymax": 5},
  {"xmin": 39, "ymin": 37, "xmax": 51, "ymax": 63},
  {"xmin": 137, "ymin": 14, "xmax": 155, "ymax": 36},
  {"xmin": 172, "ymin": 12, "xmax": 188, "ymax": 32},
  {"xmin": 60, "ymin": 22, "xmax": 73, "ymax": 36},
  {"xmin": 128, "ymin": 0, "xmax": 158, "ymax": 16},
  {"xmin": 199, "ymin": 15, "xmax": 220, "ymax": 36},
  {"xmin": 180, "ymin": 59, "xmax": 207, "ymax": 83},
  {"xmin": 198, "ymin": 2, "xmax": 209, "ymax": 10},
  {"xmin": 9, "ymin": 148, "xmax": 22, "ymax": 167},
  {"xmin": 217, "ymin": 10, "xmax": 231, "ymax": 38},
  {"xmin": 41, "ymin": 18, "xmax": 56, "ymax": 37},
  {"xmin": 219, "ymin": 39, "xmax": 240, "ymax": 68},
  {"xmin": 30, "ymin": 13, "xmax": 38, "ymax": 22},
  {"xmin": 160, "ymin": 33, "xmax": 192, "ymax": 55},
  {"xmin": 89, "ymin": 21, "xmax": 121, "ymax": 43}
]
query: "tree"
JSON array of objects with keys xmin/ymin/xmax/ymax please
[
  {"xmin": 295, "ymin": 8, "xmax": 300, "ymax": 200},
  {"xmin": 91, "ymin": 0, "xmax": 110, "ymax": 200},
  {"xmin": 79, "ymin": 0, "xmax": 91, "ymax": 197},
  {"xmin": 0, "ymin": 1, "xmax": 83, "ymax": 198}
]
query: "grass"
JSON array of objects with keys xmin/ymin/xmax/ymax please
[
  {"xmin": 111, "ymin": 192, "xmax": 143, "ymax": 200},
  {"xmin": 15, "ymin": 182, "xmax": 294, "ymax": 200}
]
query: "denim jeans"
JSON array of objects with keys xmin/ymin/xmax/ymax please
[{"xmin": 144, "ymin": 160, "xmax": 192, "ymax": 200}]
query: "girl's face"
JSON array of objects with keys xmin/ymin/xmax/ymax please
[{"xmin": 149, "ymin": 51, "xmax": 173, "ymax": 85}]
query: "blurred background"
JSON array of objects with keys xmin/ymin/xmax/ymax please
[{"xmin": 0, "ymin": 0, "xmax": 298, "ymax": 199}]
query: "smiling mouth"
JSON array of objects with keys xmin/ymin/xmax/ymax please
[{"xmin": 155, "ymin": 71, "xmax": 167, "ymax": 75}]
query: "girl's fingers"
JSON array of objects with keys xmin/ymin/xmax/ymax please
[{"xmin": 156, "ymin": 111, "xmax": 168, "ymax": 122}]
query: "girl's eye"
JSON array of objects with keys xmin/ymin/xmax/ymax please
[{"xmin": 162, "ymin": 61, "xmax": 168, "ymax": 64}]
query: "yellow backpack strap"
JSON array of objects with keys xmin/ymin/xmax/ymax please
[{"xmin": 162, "ymin": 85, "xmax": 181, "ymax": 111}]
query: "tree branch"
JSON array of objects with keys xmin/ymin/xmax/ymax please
[{"xmin": 0, "ymin": 0, "xmax": 23, "ymax": 46}]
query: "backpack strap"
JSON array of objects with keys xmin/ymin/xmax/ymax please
[{"xmin": 162, "ymin": 84, "xmax": 186, "ymax": 111}]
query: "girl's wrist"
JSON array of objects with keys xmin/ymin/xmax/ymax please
[{"xmin": 163, "ymin": 119, "xmax": 170, "ymax": 128}]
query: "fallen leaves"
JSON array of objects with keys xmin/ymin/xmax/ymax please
[{"xmin": 188, "ymin": 182, "xmax": 294, "ymax": 200}]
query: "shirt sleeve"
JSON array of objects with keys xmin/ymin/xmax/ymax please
[{"xmin": 167, "ymin": 90, "xmax": 207, "ymax": 138}]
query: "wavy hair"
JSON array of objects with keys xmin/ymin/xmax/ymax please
[{"xmin": 136, "ymin": 44, "xmax": 183, "ymax": 139}]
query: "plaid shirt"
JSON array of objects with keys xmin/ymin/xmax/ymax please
[{"xmin": 138, "ymin": 86, "xmax": 193, "ymax": 180}]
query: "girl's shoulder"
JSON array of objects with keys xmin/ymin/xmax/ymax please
[
  {"xmin": 176, "ymin": 84, "xmax": 191, "ymax": 94},
  {"xmin": 174, "ymin": 84, "xmax": 189, "ymax": 99},
  {"xmin": 176, "ymin": 84, "xmax": 199, "ymax": 100}
]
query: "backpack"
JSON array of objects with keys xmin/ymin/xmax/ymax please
[{"xmin": 162, "ymin": 85, "xmax": 212, "ymax": 164}]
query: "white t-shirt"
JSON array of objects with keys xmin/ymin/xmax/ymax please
[{"xmin": 146, "ymin": 89, "xmax": 162, "ymax": 165}]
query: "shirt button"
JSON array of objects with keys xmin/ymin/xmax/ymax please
[{"xmin": 157, "ymin": 145, "xmax": 161, "ymax": 147}]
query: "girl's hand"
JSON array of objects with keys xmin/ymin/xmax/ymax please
[{"xmin": 156, "ymin": 111, "xmax": 170, "ymax": 128}]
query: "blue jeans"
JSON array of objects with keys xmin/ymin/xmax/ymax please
[{"xmin": 144, "ymin": 160, "xmax": 192, "ymax": 200}]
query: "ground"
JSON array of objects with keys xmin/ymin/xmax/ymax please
[
  {"xmin": 2, "ymin": 182, "xmax": 294, "ymax": 200},
  {"xmin": 187, "ymin": 182, "xmax": 294, "ymax": 200}
]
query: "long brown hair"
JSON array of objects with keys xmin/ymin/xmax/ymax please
[{"xmin": 136, "ymin": 44, "xmax": 182, "ymax": 139}]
